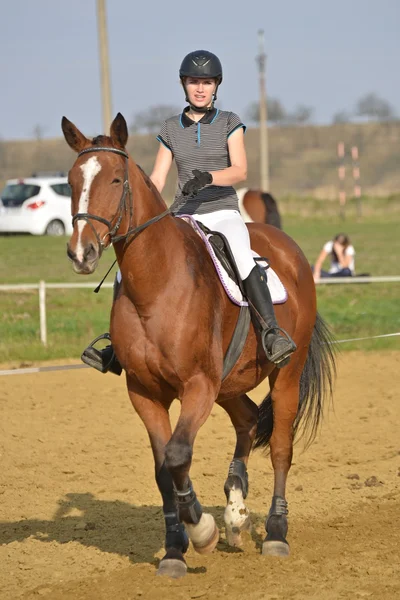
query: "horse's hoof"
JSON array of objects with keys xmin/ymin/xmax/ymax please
[
  {"xmin": 156, "ymin": 558, "xmax": 187, "ymax": 578},
  {"xmin": 262, "ymin": 540, "xmax": 290, "ymax": 557},
  {"xmin": 225, "ymin": 516, "xmax": 251, "ymax": 548},
  {"xmin": 192, "ymin": 522, "xmax": 220, "ymax": 555}
]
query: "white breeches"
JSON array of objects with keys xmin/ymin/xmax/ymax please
[{"xmin": 193, "ymin": 209, "xmax": 255, "ymax": 279}]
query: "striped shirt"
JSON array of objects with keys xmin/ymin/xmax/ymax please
[{"xmin": 157, "ymin": 107, "xmax": 246, "ymax": 215}]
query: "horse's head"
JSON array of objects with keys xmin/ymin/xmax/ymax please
[{"xmin": 62, "ymin": 113, "xmax": 130, "ymax": 274}]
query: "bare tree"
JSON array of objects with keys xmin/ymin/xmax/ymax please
[
  {"xmin": 246, "ymin": 98, "xmax": 286, "ymax": 125},
  {"xmin": 355, "ymin": 93, "xmax": 395, "ymax": 121},
  {"xmin": 288, "ymin": 104, "xmax": 314, "ymax": 125},
  {"xmin": 332, "ymin": 110, "xmax": 351, "ymax": 124},
  {"xmin": 130, "ymin": 105, "xmax": 180, "ymax": 134}
]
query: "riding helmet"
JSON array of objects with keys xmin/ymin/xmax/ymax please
[{"xmin": 179, "ymin": 50, "xmax": 223, "ymax": 83}]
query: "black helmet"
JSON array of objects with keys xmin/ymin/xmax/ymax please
[{"xmin": 179, "ymin": 50, "xmax": 223, "ymax": 83}]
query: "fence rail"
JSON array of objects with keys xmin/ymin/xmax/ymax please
[{"xmin": 1, "ymin": 277, "xmax": 400, "ymax": 346}]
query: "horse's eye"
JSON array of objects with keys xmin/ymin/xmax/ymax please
[{"xmin": 112, "ymin": 178, "xmax": 121, "ymax": 184}]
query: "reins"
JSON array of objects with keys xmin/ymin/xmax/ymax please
[{"xmin": 73, "ymin": 146, "xmax": 172, "ymax": 292}]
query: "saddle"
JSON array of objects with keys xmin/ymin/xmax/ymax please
[
  {"xmin": 178, "ymin": 215, "xmax": 287, "ymax": 307},
  {"xmin": 176, "ymin": 215, "xmax": 287, "ymax": 380}
]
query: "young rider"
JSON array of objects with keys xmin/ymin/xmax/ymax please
[{"xmin": 82, "ymin": 50, "xmax": 296, "ymax": 374}]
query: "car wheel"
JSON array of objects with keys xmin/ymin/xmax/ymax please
[{"xmin": 45, "ymin": 220, "xmax": 65, "ymax": 236}]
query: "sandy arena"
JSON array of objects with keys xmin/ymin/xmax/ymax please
[{"xmin": 0, "ymin": 351, "xmax": 399, "ymax": 600}]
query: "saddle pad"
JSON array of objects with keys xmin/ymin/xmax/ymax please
[{"xmin": 178, "ymin": 215, "xmax": 288, "ymax": 307}]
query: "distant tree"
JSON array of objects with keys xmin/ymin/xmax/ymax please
[
  {"xmin": 288, "ymin": 104, "xmax": 314, "ymax": 125},
  {"xmin": 130, "ymin": 105, "xmax": 180, "ymax": 134},
  {"xmin": 355, "ymin": 93, "xmax": 395, "ymax": 121},
  {"xmin": 332, "ymin": 110, "xmax": 351, "ymax": 124},
  {"xmin": 33, "ymin": 124, "xmax": 47, "ymax": 141},
  {"xmin": 246, "ymin": 98, "xmax": 286, "ymax": 125}
]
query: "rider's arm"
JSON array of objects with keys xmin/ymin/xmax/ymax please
[
  {"xmin": 313, "ymin": 248, "xmax": 328, "ymax": 282},
  {"xmin": 208, "ymin": 127, "xmax": 247, "ymax": 186},
  {"xmin": 150, "ymin": 143, "xmax": 173, "ymax": 194}
]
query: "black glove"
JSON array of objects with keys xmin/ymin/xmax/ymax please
[{"xmin": 182, "ymin": 169, "xmax": 213, "ymax": 197}]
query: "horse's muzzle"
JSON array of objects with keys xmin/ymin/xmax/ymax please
[{"xmin": 67, "ymin": 242, "xmax": 99, "ymax": 274}]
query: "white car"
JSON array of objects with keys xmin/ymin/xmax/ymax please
[{"xmin": 0, "ymin": 174, "xmax": 73, "ymax": 236}]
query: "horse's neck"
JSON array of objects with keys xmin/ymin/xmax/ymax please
[{"xmin": 113, "ymin": 160, "xmax": 180, "ymax": 305}]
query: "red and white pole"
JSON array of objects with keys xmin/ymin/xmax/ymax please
[
  {"xmin": 337, "ymin": 142, "xmax": 346, "ymax": 219},
  {"xmin": 351, "ymin": 146, "xmax": 362, "ymax": 217}
]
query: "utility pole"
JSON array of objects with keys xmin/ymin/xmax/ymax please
[
  {"xmin": 97, "ymin": 0, "xmax": 112, "ymax": 133},
  {"xmin": 256, "ymin": 30, "xmax": 270, "ymax": 191}
]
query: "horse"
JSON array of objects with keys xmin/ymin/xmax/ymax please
[
  {"xmin": 62, "ymin": 113, "xmax": 336, "ymax": 578},
  {"xmin": 237, "ymin": 187, "xmax": 282, "ymax": 229}
]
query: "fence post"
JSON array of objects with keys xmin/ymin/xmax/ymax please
[{"xmin": 39, "ymin": 280, "xmax": 47, "ymax": 346}]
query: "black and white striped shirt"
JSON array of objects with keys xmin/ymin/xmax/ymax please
[{"xmin": 157, "ymin": 107, "xmax": 246, "ymax": 215}]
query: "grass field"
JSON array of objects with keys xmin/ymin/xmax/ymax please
[{"xmin": 0, "ymin": 206, "xmax": 399, "ymax": 361}]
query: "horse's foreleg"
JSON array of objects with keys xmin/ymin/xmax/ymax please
[
  {"xmin": 262, "ymin": 381, "xmax": 298, "ymax": 557},
  {"xmin": 127, "ymin": 385, "xmax": 188, "ymax": 578},
  {"xmin": 219, "ymin": 394, "xmax": 258, "ymax": 547},
  {"xmin": 164, "ymin": 375, "xmax": 219, "ymax": 555}
]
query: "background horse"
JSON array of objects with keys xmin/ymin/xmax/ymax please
[
  {"xmin": 237, "ymin": 187, "xmax": 282, "ymax": 229},
  {"xmin": 62, "ymin": 113, "xmax": 336, "ymax": 578}
]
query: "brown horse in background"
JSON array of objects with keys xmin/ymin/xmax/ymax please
[
  {"xmin": 62, "ymin": 113, "xmax": 335, "ymax": 578},
  {"xmin": 237, "ymin": 187, "xmax": 282, "ymax": 229}
]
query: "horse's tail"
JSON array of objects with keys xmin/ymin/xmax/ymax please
[
  {"xmin": 261, "ymin": 192, "xmax": 282, "ymax": 230},
  {"xmin": 253, "ymin": 312, "xmax": 337, "ymax": 451}
]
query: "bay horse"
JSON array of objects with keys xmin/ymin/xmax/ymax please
[
  {"xmin": 237, "ymin": 187, "xmax": 282, "ymax": 229},
  {"xmin": 62, "ymin": 113, "xmax": 336, "ymax": 578}
]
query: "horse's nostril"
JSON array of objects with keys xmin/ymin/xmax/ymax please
[
  {"xmin": 84, "ymin": 243, "xmax": 97, "ymax": 261},
  {"xmin": 67, "ymin": 246, "xmax": 76, "ymax": 261}
]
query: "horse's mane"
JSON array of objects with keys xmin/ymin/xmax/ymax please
[
  {"xmin": 137, "ymin": 164, "xmax": 157, "ymax": 192},
  {"xmin": 91, "ymin": 135, "xmax": 113, "ymax": 146}
]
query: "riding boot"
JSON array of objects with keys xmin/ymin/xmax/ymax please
[
  {"xmin": 242, "ymin": 265, "xmax": 296, "ymax": 368},
  {"xmin": 80, "ymin": 274, "xmax": 123, "ymax": 376}
]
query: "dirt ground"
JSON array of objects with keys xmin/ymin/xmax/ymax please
[{"xmin": 0, "ymin": 351, "xmax": 399, "ymax": 600}]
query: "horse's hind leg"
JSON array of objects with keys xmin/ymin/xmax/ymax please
[
  {"xmin": 262, "ymin": 372, "xmax": 299, "ymax": 557},
  {"xmin": 219, "ymin": 394, "xmax": 259, "ymax": 547},
  {"xmin": 164, "ymin": 374, "xmax": 220, "ymax": 555},
  {"xmin": 127, "ymin": 385, "xmax": 188, "ymax": 578}
]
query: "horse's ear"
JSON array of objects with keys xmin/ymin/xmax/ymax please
[
  {"xmin": 110, "ymin": 113, "xmax": 128, "ymax": 149},
  {"xmin": 61, "ymin": 117, "xmax": 89, "ymax": 153}
]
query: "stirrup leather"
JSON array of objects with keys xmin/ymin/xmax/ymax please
[{"xmin": 261, "ymin": 326, "xmax": 297, "ymax": 367}]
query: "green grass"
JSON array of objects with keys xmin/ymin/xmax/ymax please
[{"xmin": 0, "ymin": 208, "xmax": 399, "ymax": 361}]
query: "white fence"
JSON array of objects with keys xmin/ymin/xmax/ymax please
[{"xmin": 1, "ymin": 277, "xmax": 400, "ymax": 346}]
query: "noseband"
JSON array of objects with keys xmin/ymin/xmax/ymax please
[{"xmin": 73, "ymin": 146, "xmax": 171, "ymax": 252}]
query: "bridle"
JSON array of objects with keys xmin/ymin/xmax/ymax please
[{"xmin": 72, "ymin": 146, "xmax": 171, "ymax": 253}]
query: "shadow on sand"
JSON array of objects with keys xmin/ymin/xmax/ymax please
[{"xmin": 0, "ymin": 492, "xmax": 266, "ymax": 568}]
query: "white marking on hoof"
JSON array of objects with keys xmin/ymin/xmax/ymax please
[
  {"xmin": 185, "ymin": 513, "xmax": 219, "ymax": 554},
  {"xmin": 156, "ymin": 558, "xmax": 187, "ymax": 578},
  {"xmin": 224, "ymin": 486, "xmax": 251, "ymax": 547},
  {"xmin": 262, "ymin": 540, "xmax": 290, "ymax": 557}
]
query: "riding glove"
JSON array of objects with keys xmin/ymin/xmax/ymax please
[{"xmin": 182, "ymin": 169, "xmax": 213, "ymax": 197}]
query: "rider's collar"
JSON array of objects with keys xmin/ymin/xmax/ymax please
[{"xmin": 180, "ymin": 106, "xmax": 219, "ymax": 128}]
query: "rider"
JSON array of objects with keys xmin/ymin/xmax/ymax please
[{"xmin": 82, "ymin": 50, "xmax": 296, "ymax": 374}]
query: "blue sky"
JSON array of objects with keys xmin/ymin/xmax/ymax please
[{"xmin": 1, "ymin": 0, "xmax": 399, "ymax": 139}]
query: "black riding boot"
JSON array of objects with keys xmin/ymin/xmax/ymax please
[
  {"xmin": 243, "ymin": 265, "xmax": 296, "ymax": 368},
  {"xmin": 81, "ymin": 333, "xmax": 123, "ymax": 375}
]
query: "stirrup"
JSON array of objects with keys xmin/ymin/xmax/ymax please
[
  {"xmin": 81, "ymin": 333, "xmax": 122, "ymax": 376},
  {"xmin": 261, "ymin": 327, "xmax": 296, "ymax": 368}
]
